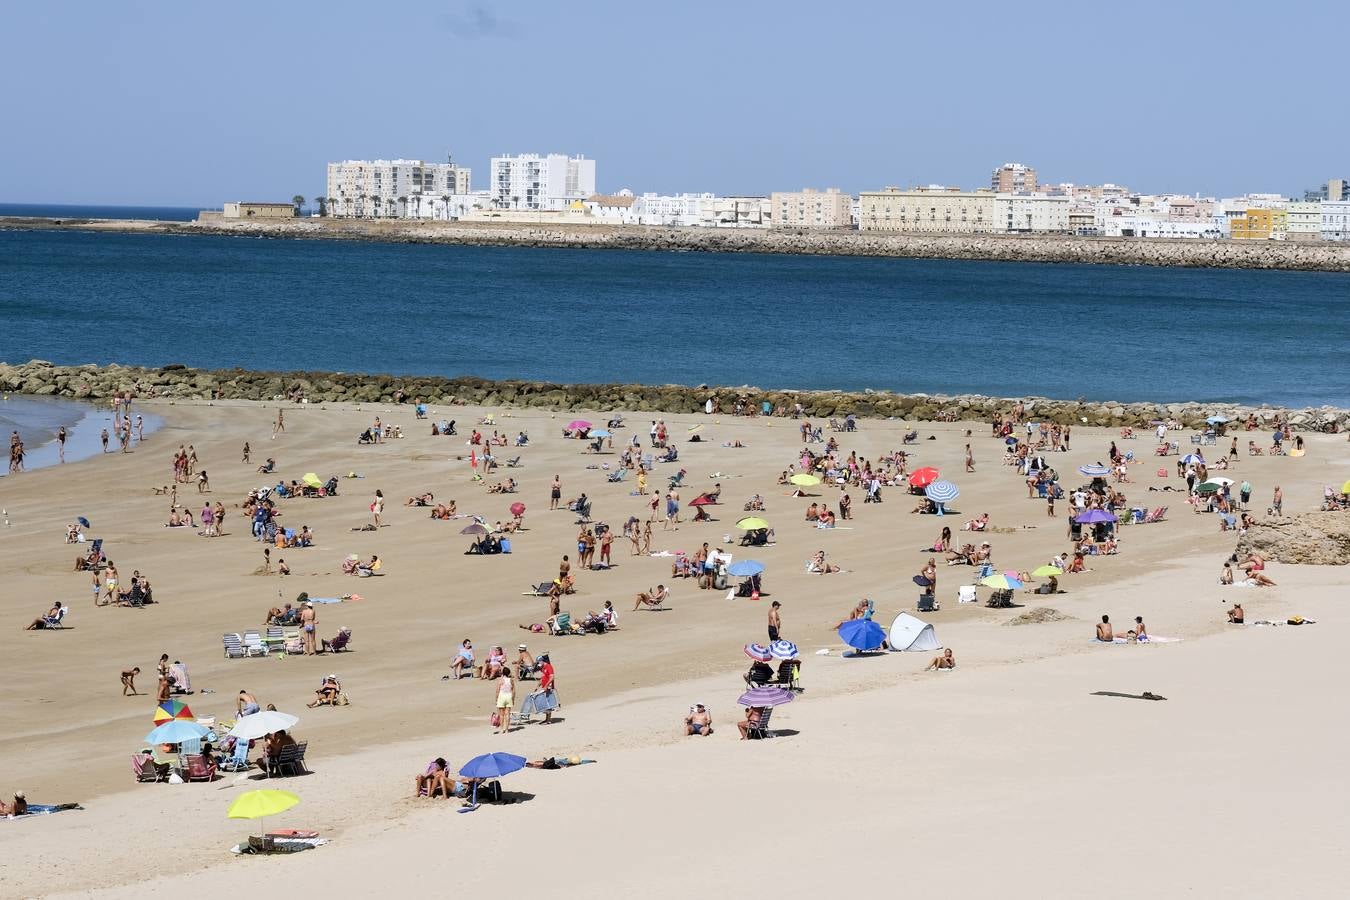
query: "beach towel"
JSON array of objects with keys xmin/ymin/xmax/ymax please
[
  {"xmin": 308, "ymin": 597, "xmax": 344, "ymax": 604},
  {"xmin": 231, "ymin": 837, "xmax": 329, "ymax": 855},
  {"xmin": 4, "ymin": 803, "xmax": 82, "ymax": 820}
]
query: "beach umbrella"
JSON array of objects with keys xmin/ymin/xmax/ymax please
[
  {"xmin": 590, "ymin": 429, "xmax": 611, "ymax": 438},
  {"xmin": 1073, "ymin": 509, "xmax": 1117, "ymax": 524},
  {"xmin": 460, "ymin": 522, "xmax": 489, "ymax": 535},
  {"xmin": 769, "ymin": 640, "xmax": 799, "ymax": 660},
  {"xmin": 152, "ymin": 700, "xmax": 194, "ymax": 724},
  {"xmin": 913, "ymin": 575, "xmax": 932, "ymax": 587},
  {"xmin": 837, "ymin": 619, "xmax": 886, "ymax": 652},
  {"xmin": 1005, "ymin": 437, "xmax": 1019, "ymax": 445},
  {"xmin": 1206, "ymin": 415, "xmax": 1229, "ymax": 424},
  {"xmin": 1194, "ymin": 482, "xmax": 1221, "ymax": 494},
  {"xmin": 227, "ymin": 710, "xmax": 300, "ymax": 741},
  {"xmin": 1270, "ymin": 431, "xmax": 1283, "ymax": 443},
  {"xmin": 1205, "ymin": 477, "xmax": 1235, "ymax": 487},
  {"xmin": 227, "ymin": 789, "xmax": 300, "ymax": 840},
  {"xmin": 789, "ymin": 473, "xmax": 822, "ymax": 486},
  {"xmin": 145, "ymin": 719, "xmax": 210, "ymax": 745},
  {"xmin": 925, "ymin": 480, "xmax": 960, "ymax": 504},
  {"xmin": 458, "ymin": 752, "xmax": 528, "ymax": 812},
  {"xmin": 736, "ymin": 516, "xmax": 770, "ymax": 531},
  {"xmin": 302, "ymin": 473, "xmax": 322, "ymax": 489},
  {"xmin": 509, "ymin": 502, "xmax": 526, "ymax": 517},
  {"xmin": 1078, "ymin": 464, "xmax": 1111, "ymax": 478},
  {"xmin": 1032, "ymin": 565, "xmax": 1062, "ymax": 577},
  {"xmin": 566, "ymin": 420, "xmax": 592, "ymax": 431},
  {"xmin": 689, "ymin": 495, "xmax": 714, "ymax": 506},
  {"xmin": 77, "ymin": 516, "xmax": 91, "ymax": 528},
  {"xmin": 908, "ymin": 467, "xmax": 940, "ymax": 488},
  {"xmin": 1342, "ymin": 479, "xmax": 1350, "ymax": 495},
  {"xmin": 980, "ymin": 573, "xmax": 1023, "ymax": 590},
  {"xmin": 1179, "ymin": 454, "xmax": 1205, "ymax": 465},
  {"xmin": 727, "ymin": 560, "xmax": 765, "ymax": 577},
  {"xmin": 737, "ymin": 686, "xmax": 794, "ymax": 707},
  {"xmin": 743, "ymin": 643, "xmax": 773, "ymax": 662}
]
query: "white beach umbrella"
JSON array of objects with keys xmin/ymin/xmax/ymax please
[
  {"xmin": 227, "ymin": 710, "xmax": 300, "ymax": 741},
  {"xmin": 1204, "ymin": 477, "xmax": 1236, "ymax": 487}
]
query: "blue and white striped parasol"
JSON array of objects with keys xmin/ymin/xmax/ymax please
[
  {"xmin": 924, "ymin": 480, "xmax": 960, "ymax": 504},
  {"xmin": 769, "ymin": 639, "xmax": 799, "ymax": 660},
  {"xmin": 1078, "ymin": 464, "xmax": 1111, "ymax": 478},
  {"xmin": 743, "ymin": 643, "xmax": 772, "ymax": 662},
  {"xmin": 1180, "ymin": 454, "xmax": 1205, "ymax": 465}
]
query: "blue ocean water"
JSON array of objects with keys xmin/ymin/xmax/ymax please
[
  {"xmin": 0, "ymin": 394, "xmax": 163, "ymax": 475},
  {"xmin": 0, "ymin": 203, "xmax": 201, "ymax": 222},
  {"xmin": 0, "ymin": 228, "xmax": 1347, "ymax": 407}
]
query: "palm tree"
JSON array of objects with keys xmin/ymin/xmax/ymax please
[
  {"xmin": 316, "ymin": 196, "xmax": 328, "ymax": 217},
  {"xmin": 440, "ymin": 193, "xmax": 451, "ymax": 220},
  {"xmin": 358, "ymin": 193, "xmax": 368, "ymax": 218},
  {"xmin": 292, "ymin": 195, "xmax": 305, "ymax": 216},
  {"xmin": 397, "ymin": 196, "xmax": 408, "ymax": 219}
]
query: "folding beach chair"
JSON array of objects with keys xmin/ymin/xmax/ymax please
[{"xmin": 747, "ymin": 707, "xmax": 774, "ymax": 740}]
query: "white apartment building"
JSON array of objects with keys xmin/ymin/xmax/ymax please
[
  {"xmin": 1286, "ymin": 201, "xmax": 1323, "ymax": 240},
  {"xmin": 996, "ymin": 193, "xmax": 1070, "ymax": 233},
  {"xmin": 859, "ymin": 186, "xmax": 998, "ymax": 233},
  {"xmin": 771, "ymin": 188, "xmax": 852, "ymax": 230},
  {"xmin": 489, "ymin": 154, "xmax": 596, "ymax": 210},
  {"xmin": 698, "ymin": 196, "xmax": 771, "ymax": 228},
  {"xmin": 632, "ymin": 193, "xmax": 712, "ymax": 227},
  {"xmin": 1323, "ymin": 200, "xmax": 1350, "ymax": 241},
  {"xmin": 326, "ymin": 159, "xmax": 471, "ymax": 218}
]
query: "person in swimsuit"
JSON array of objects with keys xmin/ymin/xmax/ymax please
[
  {"xmin": 1095, "ymin": 615, "xmax": 1114, "ymax": 642},
  {"xmin": 550, "ymin": 475, "xmax": 561, "ymax": 510},
  {"xmin": 925, "ymin": 648, "xmax": 956, "ymax": 670},
  {"xmin": 1228, "ymin": 603, "xmax": 1244, "ymax": 624},
  {"xmin": 768, "ymin": 601, "xmax": 782, "ymax": 642},
  {"xmin": 493, "ymin": 670, "xmax": 515, "ymax": 734},
  {"xmin": 685, "ymin": 703, "xmax": 713, "ymax": 736},
  {"xmin": 450, "ymin": 639, "xmax": 474, "ymax": 678}
]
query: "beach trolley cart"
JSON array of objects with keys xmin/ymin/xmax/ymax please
[
  {"xmin": 514, "ymin": 688, "xmax": 559, "ymax": 725},
  {"xmin": 169, "ymin": 662, "xmax": 191, "ymax": 694}
]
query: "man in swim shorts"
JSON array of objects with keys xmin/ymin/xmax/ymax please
[{"xmin": 685, "ymin": 703, "xmax": 713, "ymax": 736}]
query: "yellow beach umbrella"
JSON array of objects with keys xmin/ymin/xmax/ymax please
[
  {"xmin": 736, "ymin": 516, "xmax": 770, "ymax": 531},
  {"xmin": 789, "ymin": 473, "xmax": 822, "ymax": 486},
  {"xmin": 228, "ymin": 789, "xmax": 300, "ymax": 839},
  {"xmin": 302, "ymin": 473, "xmax": 322, "ymax": 489},
  {"xmin": 1032, "ymin": 565, "xmax": 1062, "ymax": 577},
  {"xmin": 1341, "ymin": 480, "xmax": 1350, "ymax": 495}
]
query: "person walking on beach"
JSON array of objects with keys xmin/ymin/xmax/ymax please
[
  {"xmin": 965, "ymin": 443, "xmax": 975, "ymax": 473},
  {"xmin": 493, "ymin": 669, "xmax": 515, "ymax": 734},
  {"xmin": 1240, "ymin": 480, "xmax": 1251, "ymax": 510},
  {"xmin": 371, "ymin": 490, "xmax": 385, "ymax": 528},
  {"xmin": 100, "ymin": 428, "xmax": 109, "ymax": 453},
  {"xmin": 664, "ymin": 489, "xmax": 680, "ymax": 531},
  {"xmin": 273, "ymin": 408, "xmax": 284, "ymax": 439},
  {"xmin": 640, "ymin": 520, "xmax": 653, "ymax": 554},
  {"xmin": 1272, "ymin": 485, "xmax": 1283, "ymax": 516},
  {"xmin": 768, "ymin": 601, "xmax": 782, "ymax": 642},
  {"xmin": 241, "ymin": 442, "xmax": 250, "ymax": 464},
  {"xmin": 57, "ymin": 425, "xmax": 66, "ymax": 463},
  {"xmin": 121, "ymin": 667, "xmax": 140, "ymax": 696},
  {"xmin": 134, "ymin": 414, "xmax": 143, "ymax": 443},
  {"xmin": 550, "ymin": 475, "xmax": 561, "ymax": 510},
  {"xmin": 649, "ymin": 420, "xmax": 658, "ymax": 448}
]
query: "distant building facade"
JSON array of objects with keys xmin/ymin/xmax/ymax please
[
  {"xmin": 1323, "ymin": 200, "xmax": 1350, "ymax": 240},
  {"xmin": 996, "ymin": 193, "xmax": 1070, "ymax": 233},
  {"xmin": 771, "ymin": 188, "xmax": 852, "ymax": 230},
  {"xmin": 489, "ymin": 154, "xmax": 596, "ymax": 210},
  {"xmin": 326, "ymin": 159, "xmax": 471, "ymax": 218},
  {"xmin": 222, "ymin": 202, "xmax": 296, "ymax": 219},
  {"xmin": 991, "ymin": 162, "xmax": 1037, "ymax": 193},
  {"xmin": 1230, "ymin": 208, "xmax": 1287, "ymax": 240},
  {"xmin": 858, "ymin": 186, "xmax": 997, "ymax": 233},
  {"xmin": 1285, "ymin": 202, "xmax": 1323, "ymax": 241}
]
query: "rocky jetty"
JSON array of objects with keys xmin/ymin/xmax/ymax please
[
  {"xmin": 3, "ymin": 360, "xmax": 1347, "ymax": 433},
  {"xmin": 4, "ymin": 214, "xmax": 1350, "ymax": 273},
  {"xmin": 1234, "ymin": 513, "xmax": 1350, "ymax": 566}
]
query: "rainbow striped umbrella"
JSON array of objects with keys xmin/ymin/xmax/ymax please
[{"xmin": 153, "ymin": 699, "xmax": 194, "ymax": 724}]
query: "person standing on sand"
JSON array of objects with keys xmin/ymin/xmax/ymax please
[
  {"xmin": 1046, "ymin": 491, "xmax": 1055, "ymax": 517},
  {"xmin": 102, "ymin": 561, "xmax": 120, "ymax": 605},
  {"xmin": 768, "ymin": 601, "xmax": 782, "ymax": 642},
  {"xmin": 965, "ymin": 443, "xmax": 975, "ymax": 473},
  {"xmin": 1272, "ymin": 485, "xmax": 1283, "ymax": 516},
  {"xmin": 372, "ymin": 490, "xmax": 384, "ymax": 528},
  {"xmin": 135, "ymin": 414, "xmax": 143, "ymax": 443},
  {"xmin": 650, "ymin": 420, "xmax": 658, "ymax": 448},
  {"xmin": 57, "ymin": 425, "xmax": 66, "ymax": 463},
  {"xmin": 273, "ymin": 408, "xmax": 284, "ymax": 439},
  {"xmin": 550, "ymin": 475, "xmax": 561, "ymax": 510},
  {"xmin": 242, "ymin": 442, "xmax": 250, "ymax": 464},
  {"xmin": 599, "ymin": 529, "xmax": 613, "ymax": 567},
  {"xmin": 101, "ymin": 428, "xmax": 109, "ymax": 453},
  {"xmin": 121, "ymin": 667, "xmax": 140, "ymax": 696},
  {"xmin": 300, "ymin": 603, "xmax": 317, "ymax": 655},
  {"xmin": 493, "ymin": 669, "xmax": 515, "ymax": 734},
  {"xmin": 213, "ymin": 501, "xmax": 226, "ymax": 535},
  {"xmin": 559, "ymin": 554, "xmax": 571, "ymax": 583},
  {"xmin": 156, "ymin": 671, "xmax": 174, "ymax": 703},
  {"xmin": 641, "ymin": 520, "xmax": 653, "ymax": 554}
]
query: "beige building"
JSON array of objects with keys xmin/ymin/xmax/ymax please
[
  {"xmin": 859, "ymin": 186, "xmax": 997, "ymax": 233},
  {"xmin": 1285, "ymin": 202, "xmax": 1322, "ymax": 241},
  {"xmin": 326, "ymin": 159, "xmax": 472, "ymax": 218},
  {"xmin": 222, "ymin": 202, "xmax": 296, "ymax": 220},
  {"xmin": 991, "ymin": 162, "xmax": 1037, "ymax": 193},
  {"xmin": 771, "ymin": 188, "xmax": 852, "ymax": 230}
]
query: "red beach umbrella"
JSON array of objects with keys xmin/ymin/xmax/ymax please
[
  {"xmin": 908, "ymin": 467, "xmax": 940, "ymax": 488},
  {"xmin": 510, "ymin": 502, "xmax": 526, "ymax": 517}
]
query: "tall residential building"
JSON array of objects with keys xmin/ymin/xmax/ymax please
[
  {"xmin": 858, "ymin": 186, "xmax": 997, "ymax": 233},
  {"xmin": 489, "ymin": 154, "xmax": 596, "ymax": 210},
  {"xmin": 325, "ymin": 159, "xmax": 471, "ymax": 218},
  {"xmin": 1285, "ymin": 202, "xmax": 1323, "ymax": 241},
  {"xmin": 770, "ymin": 188, "xmax": 852, "ymax": 230},
  {"xmin": 995, "ymin": 193, "xmax": 1070, "ymax": 233},
  {"xmin": 991, "ymin": 162, "xmax": 1037, "ymax": 193},
  {"xmin": 1323, "ymin": 200, "xmax": 1350, "ymax": 241}
]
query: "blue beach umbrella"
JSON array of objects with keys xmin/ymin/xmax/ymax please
[
  {"xmin": 769, "ymin": 639, "xmax": 799, "ymax": 660},
  {"xmin": 727, "ymin": 560, "xmax": 765, "ymax": 577},
  {"xmin": 458, "ymin": 752, "xmax": 528, "ymax": 813},
  {"xmin": 1206, "ymin": 415, "xmax": 1228, "ymax": 425},
  {"xmin": 144, "ymin": 719, "xmax": 209, "ymax": 745},
  {"xmin": 1180, "ymin": 454, "xmax": 1205, "ymax": 465},
  {"xmin": 925, "ymin": 480, "xmax": 960, "ymax": 504},
  {"xmin": 590, "ymin": 429, "xmax": 612, "ymax": 438},
  {"xmin": 837, "ymin": 619, "xmax": 886, "ymax": 652},
  {"xmin": 77, "ymin": 516, "xmax": 91, "ymax": 528},
  {"xmin": 1078, "ymin": 464, "xmax": 1111, "ymax": 478},
  {"xmin": 1005, "ymin": 437, "xmax": 1019, "ymax": 446}
]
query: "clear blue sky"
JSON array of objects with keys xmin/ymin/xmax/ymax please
[{"xmin": 1, "ymin": 0, "xmax": 1343, "ymax": 206}]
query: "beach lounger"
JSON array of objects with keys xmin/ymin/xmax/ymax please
[
  {"xmin": 747, "ymin": 707, "xmax": 774, "ymax": 740},
  {"xmin": 1144, "ymin": 506, "xmax": 1168, "ymax": 523},
  {"xmin": 506, "ymin": 456, "xmax": 522, "ymax": 468},
  {"xmin": 182, "ymin": 754, "xmax": 217, "ymax": 782},
  {"xmin": 773, "ymin": 660, "xmax": 802, "ymax": 692},
  {"xmin": 283, "ymin": 629, "xmax": 303, "ymax": 653},
  {"xmin": 549, "ymin": 613, "xmax": 572, "ymax": 636},
  {"xmin": 607, "ymin": 468, "xmax": 627, "ymax": 482},
  {"xmin": 222, "ymin": 633, "xmax": 246, "ymax": 659},
  {"xmin": 521, "ymin": 581, "xmax": 554, "ymax": 597},
  {"xmin": 242, "ymin": 631, "xmax": 267, "ymax": 657},
  {"xmin": 263, "ymin": 626, "xmax": 285, "ymax": 651},
  {"xmin": 133, "ymin": 754, "xmax": 170, "ymax": 783}
]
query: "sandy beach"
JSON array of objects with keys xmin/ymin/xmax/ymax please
[{"xmin": 2, "ymin": 398, "xmax": 1347, "ymax": 898}]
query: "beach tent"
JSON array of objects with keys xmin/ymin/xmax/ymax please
[{"xmin": 887, "ymin": 613, "xmax": 941, "ymax": 652}]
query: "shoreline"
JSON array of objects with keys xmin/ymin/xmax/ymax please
[
  {"xmin": 4, "ymin": 214, "xmax": 1350, "ymax": 273},
  {"xmin": 0, "ymin": 395, "xmax": 164, "ymax": 475},
  {"xmin": 2, "ymin": 359, "xmax": 1347, "ymax": 432}
]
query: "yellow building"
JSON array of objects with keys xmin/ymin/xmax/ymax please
[
  {"xmin": 222, "ymin": 202, "xmax": 296, "ymax": 220},
  {"xmin": 859, "ymin": 186, "xmax": 997, "ymax": 233},
  {"xmin": 1230, "ymin": 208, "xmax": 1287, "ymax": 240}
]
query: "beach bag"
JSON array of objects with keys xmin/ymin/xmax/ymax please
[{"xmin": 490, "ymin": 710, "xmax": 501, "ymax": 727}]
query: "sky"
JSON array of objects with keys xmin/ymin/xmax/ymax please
[{"xmin": 0, "ymin": 0, "xmax": 1344, "ymax": 206}]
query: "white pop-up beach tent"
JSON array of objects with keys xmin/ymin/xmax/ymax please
[{"xmin": 888, "ymin": 612, "xmax": 941, "ymax": 652}]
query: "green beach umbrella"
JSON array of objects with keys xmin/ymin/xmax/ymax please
[
  {"xmin": 788, "ymin": 473, "xmax": 822, "ymax": 487},
  {"xmin": 1194, "ymin": 482, "xmax": 1221, "ymax": 494},
  {"xmin": 736, "ymin": 516, "xmax": 770, "ymax": 531},
  {"xmin": 1031, "ymin": 565, "xmax": 1062, "ymax": 577}
]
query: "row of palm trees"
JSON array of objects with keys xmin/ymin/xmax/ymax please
[{"xmin": 297, "ymin": 192, "xmax": 476, "ymax": 219}]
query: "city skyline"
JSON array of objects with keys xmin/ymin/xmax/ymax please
[{"xmin": 1, "ymin": 0, "xmax": 1345, "ymax": 206}]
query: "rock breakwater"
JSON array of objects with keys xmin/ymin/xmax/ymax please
[{"xmin": 3, "ymin": 360, "xmax": 1347, "ymax": 433}]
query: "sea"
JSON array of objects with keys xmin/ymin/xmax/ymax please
[
  {"xmin": 0, "ymin": 394, "xmax": 162, "ymax": 475},
  {"xmin": 0, "ymin": 203, "xmax": 202, "ymax": 222},
  {"xmin": 1, "ymin": 225, "xmax": 1348, "ymax": 409}
]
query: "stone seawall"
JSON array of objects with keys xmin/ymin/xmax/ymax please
[
  {"xmin": 3, "ymin": 360, "xmax": 1346, "ymax": 433},
  {"xmin": 5, "ymin": 214, "xmax": 1350, "ymax": 273}
]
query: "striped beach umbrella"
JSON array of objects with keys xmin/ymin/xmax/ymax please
[
  {"xmin": 743, "ymin": 643, "xmax": 773, "ymax": 662},
  {"xmin": 153, "ymin": 700, "xmax": 194, "ymax": 724},
  {"xmin": 769, "ymin": 639, "xmax": 799, "ymax": 660},
  {"xmin": 1180, "ymin": 454, "xmax": 1205, "ymax": 465},
  {"xmin": 980, "ymin": 573, "xmax": 1023, "ymax": 590},
  {"xmin": 925, "ymin": 480, "xmax": 960, "ymax": 504},
  {"xmin": 1078, "ymin": 463, "xmax": 1111, "ymax": 478},
  {"xmin": 737, "ymin": 686, "xmax": 794, "ymax": 707}
]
